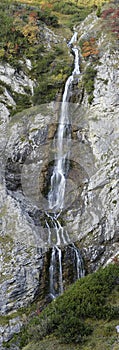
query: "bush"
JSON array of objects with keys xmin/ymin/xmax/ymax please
[
  {"xmin": 83, "ymin": 65, "xmax": 97, "ymax": 103},
  {"xmin": 33, "ymin": 80, "xmax": 59, "ymax": 105},
  {"xmin": 96, "ymin": 6, "xmax": 101, "ymax": 17},
  {"xmin": 37, "ymin": 9, "xmax": 58, "ymax": 27},
  {"xmin": 15, "ymin": 264, "xmax": 119, "ymax": 348},
  {"xmin": 56, "ymin": 312, "xmax": 92, "ymax": 343},
  {"xmin": 11, "ymin": 93, "xmax": 32, "ymax": 115},
  {"xmin": 53, "ymin": 1, "xmax": 80, "ymax": 15}
]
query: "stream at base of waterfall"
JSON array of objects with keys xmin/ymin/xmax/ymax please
[{"xmin": 45, "ymin": 32, "xmax": 85, "ymax": 300}]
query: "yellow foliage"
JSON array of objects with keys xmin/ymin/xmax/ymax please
[
  {"xmin": 13, "ymin": 17, "xmax": 23, "ymax": 32},
  {"xmin": 83, "ymin": 41, "xmax": 90, "ymax": 47},
  {"xmin": 70, "ymin": 0, "xmax": 110, "ymax": 6},
  {"xmin": 51, "ymin": 73, "xmax": 64, "ymax": 82},
  {"xmin": 0, "ymin": 48, "xmax": 5, "ymax": 58},
  {"xmin": 22, "ymin": 23, "xmax": 39, "ymax": 43},
  {"xmin": 14, "ymin": 0, "xmax": 110, "ymax": 7}
]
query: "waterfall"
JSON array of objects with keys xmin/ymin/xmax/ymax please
[
  {"xmin": 48, "ymin": 78, "xmax": 72, "ymax": 212},
  {"xmin": 48, "ymin": 32, "xmax": 80, "ymax": 212},
  {"xmin": 72, "ymin": 47, "xmax": 80, "ymax": 75},
  {"xmin": 68, "ymin": 31, "xmax": 78, "ymax": 46},
  {"xmin": 45, "ymin": 32, "xmax": 84, "ymax": 300}
]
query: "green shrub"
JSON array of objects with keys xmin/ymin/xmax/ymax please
[
  {"xmin": 88, "ymin": 93, "xmax": 94, "ymax": 104},
  {"xmin": 37, "ymin": 9, "xmax": 58, "ymax": 27},
  {"xmin": 0, "ymin": 86, "xmax": 4, "ymax": 94},
  {"xmin": 96, "ymin": 6, "xmax": 101, "ymax": 17},
  {"xmin": 11, "ymin": 93, "xmax": 32, "ymax": 115},
  {"xmin": 83, "ymin": 66, "xmax": 97, "ymax": 103},
  {"xmin": 33, "ymin": 80, "xmax": 57, "ymax": 105},
  {"xmin": 53, "ymin": 2, "xmax": 80, "ymax": 15},
  {"xmin": 56, "ymin": 313, "xmax": 92, "ymax": 343},
  {"xmin": 14, "ymin": 264, "xmax": 119, "ymax": 348}
]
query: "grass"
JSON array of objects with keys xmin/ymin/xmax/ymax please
[
  {"xmin": 21, "ymin": 322, "xmax": 119, "ymax": 350},
  {"xmin": 22, "ymin": 337, "xmax": 79, "ymax": 350}
]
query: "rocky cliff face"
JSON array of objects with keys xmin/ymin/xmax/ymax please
[
  {"xmin": 0, "ymin": 4, "xmax": 119, "ymax": 346},
  {"xmin": 66, "ymin": 11, "xmax": 119, "ymax": 272}
]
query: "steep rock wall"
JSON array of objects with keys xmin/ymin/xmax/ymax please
[
  {"xmin": 63, "ymin": 12, "xmax": 119, "ymax": 272},
  {"xmin": 0, "ymin": 6, "xmax": 119, "ymax": 346}
]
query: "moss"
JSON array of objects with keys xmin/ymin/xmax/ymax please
[
  {"xmin": 0, "ymin": 313, "xmax": 20, "ymax": 326},
  {"xmin": 112, "ymin": 199, "xmax": 117, "ymax": 205},
  {"xmin": 0, "ymin": 85, "xmax": 4, "ymax": 94},
  {"xmin": 88, "ymin": 93, "xmax": 94, "ymax": 104},
  {"xmin": 98, "ymin": 78, "xmax": 108, "ymax": 85},
  {"xmin": 20, "ymin": 135, "xmax": 26, "ymax": 142}
]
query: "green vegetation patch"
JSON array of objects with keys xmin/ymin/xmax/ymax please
[
  {"xmin": 0, "ymin": 0, "xmax": 74, "ymax": 112},
  {"xmin": 0, "ymin": 1, "xmax": 59, "ymax": 68},
  {"xmin": 32, "ymin": 47, "xmax": 72, "ymax": 105},
  {"xmin": 7, "ymin": 263, "xmax": 119, "ymax": 349},
  {"xmin": 82, "ymin": 65, "xmax": 97, "ymax": 104}
]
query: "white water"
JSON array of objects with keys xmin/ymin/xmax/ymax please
[
  {"xmin": 48, "ymin": 33, "xmax": 80, "ymax": 212},
  {"xmin": 49, "ymin": 239, "xmax": 84, "ymax": 298},
  {"xmin": 46, "ymin": 32, "xmax": 84, "ymax": 299},
  {"xmin": 68, "ymin": 31, "xmax": 78, "ymax": 46},
  {"xmin": 71, "ymin": 243, "xmax": 84, "ymax": 279},
  {"xmin": 72, "ymin": 47, "xmax": 80, "ymax": 75},
  {"xmin": 48, "ymin": 75, "xmax": 73, "ymax": 212},
  {"xmin": 49, "ymin": 246, "xmax": 56, "ymax": 298},
  {"xmin": 57, "ymin": 246, "xmax": 63, "ymax": 294}
]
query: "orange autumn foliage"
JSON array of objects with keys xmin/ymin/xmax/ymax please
[
  {"xmin": 28, "ymin": 11, "xmax": 38, "ymax": 23},
  {"xmin": 82, "ymin": 37, "xmax": 99, "ymax": 58},
  {"xmin": 41, "ymin": 3, "xmax": 53, "ymax": 10}
]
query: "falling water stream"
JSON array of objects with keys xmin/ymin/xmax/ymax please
[{"xmin": 46, "ymin": 32, "xmax": 85, "ymax": 299}]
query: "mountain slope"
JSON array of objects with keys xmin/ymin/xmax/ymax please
[{"xmin": 0, "ymin": 0, "xmax": 119, "ymax": 349}]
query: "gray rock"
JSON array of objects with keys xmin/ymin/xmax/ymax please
[
  {"xmin": 0, "ymin": 317, "xmax": 22, "ymax": 347},
  {"xmin": 0, "ymin": 63, "xmax": 34, "ymax": 95},
  {"xmin": 63, "ymin": 14, "xmax": 119, "ymax": 272},
  {"xmin": 0, "ymin": 10, "xmax": 119, "ymax": 346}
]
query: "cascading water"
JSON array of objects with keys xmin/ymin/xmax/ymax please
[
  {"xmin": 46, "ymin": 32, "xmax": 84, "ymax": 299},
  {"xmin": 48, "ymin": 75, "xmax": 73, "ymax": 212}
]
